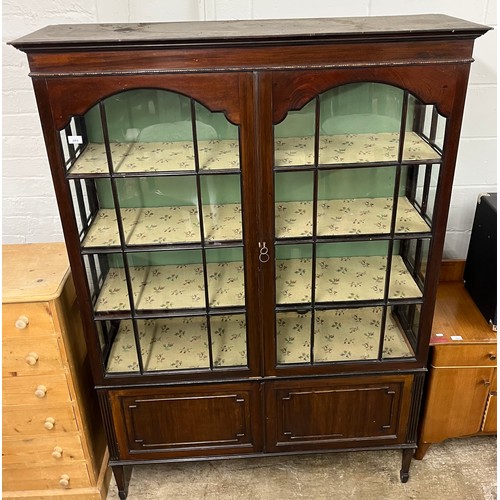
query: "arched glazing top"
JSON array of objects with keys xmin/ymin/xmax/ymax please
[
  {"xmin": 62, "ymin": 88, "xmax": 240, "ymax": 177},
  {"xmin": 274, "ymin": 82, "xmax": 445, "ymax": 168}
]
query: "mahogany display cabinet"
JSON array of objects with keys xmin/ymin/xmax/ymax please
[{"xmin": 10, "ymin": 15, "xmax": 490, "ymax": 498}]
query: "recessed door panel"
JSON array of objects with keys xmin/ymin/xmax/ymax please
[
  {"xmin": 266, "ymin": 374, "xmax": 413, "ymax": 452},
  {"xmin": 110, "ymin": 382, "xmax": 262, "ymax": 459}
]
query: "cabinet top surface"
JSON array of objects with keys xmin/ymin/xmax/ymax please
[
  {"xmin": 431, "ymin": 282, "xmax": 496, "ymax": 345},
  {"xmin": 10, "ymin": 14, "xmax": 490, "ymax": 51},
  {"xmin": 2, "ymin": 243, "xmax": 70, "ymax": 303}
]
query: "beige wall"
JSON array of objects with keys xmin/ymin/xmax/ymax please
[{"xmin": 3, "ymin": 0, "xmax": 497, "ymax": 258}]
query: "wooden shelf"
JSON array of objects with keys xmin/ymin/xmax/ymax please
[
  {"xmin": 276, "ymin": 196, "xmax": 429, "ymax": 238},
  {"xmin": 277, "ymin": 307, "xmax": 413, "ymax": 364},
  {"xmin": 68, "ymin": 131, "xmax": 439, "ymax": 177},
  {"xmin": 68, "ymin": 139, "xmax": 240, "ymax": 175},
  {"xmin": 95, "ymin": 261, "xmax": 245, "ymax": 313},
  {"xmin": 276, "ymin": 255, "xmax": 422, "ymax": 304},
  {"xmin": 275, "ymin": 131, "xmax": 440, "ymax": 166},
  {"xmin": 106, "ymin": 305, "xmax": 413, "ymax": 373},
  {"xmin": 82, "ymin": 196, "xmax": 428, "ymax": 249},
  {"xmin": 82, "ymin": 204, "xmax": 242, "ymax": 248},
  {"xmin": 94, "ymin": 254, "xmax": 421, "ymax": 314},
  {"xmin": 106, "ymin": 314, "xmax": 247, "ymax": 372}
]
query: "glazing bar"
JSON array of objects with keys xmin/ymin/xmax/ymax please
[
  {"xmin": 377, "ymin": 91, "xmax": 409, "ymax": 361},
  {"xmin": 73, "ymin": 179, "xmax": 89, "ymax": 232},
  {"xmin": 309, "ymin": 96, "xmax": 321, "ymax": 366},
  {"xmin": 429, "ymin": 108, "xmax": 439, "ymax": 146},
  {"xmin": 190, "ymin": 99, "xmax": 214, "ymax": 371},
  {"xmin": 99, "ymin": 101, "xmax": 145, "ymax": 375},
  {"xmin": 413, "ymin": 163, "xmax": 434, "ymax": 283},
  {"xmin": 85, "ymin": 254, "xmax": 99, "ymax": 304}
]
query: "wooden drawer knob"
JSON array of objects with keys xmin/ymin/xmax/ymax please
[
  {"xmin": 44, "ymin": 417, "xmax": 55, "ymax": 430},
  {"xmin": 59, "ymin": 474, "xmax": 70, "ymax": 488},
  {"xmin": 35, "ymin": 385, "xmax": 47, "ymax": 398},
  {"xmin": 25, "ymin": 352, "xmax": 39, "ymax": 366},
  {"xmin": 52, "ymin": 446, "xmax": 63, "ymax": 459},
  {"xmin": 489, "ymin": 353, "xmax": 496, "ymax": 361},
  {"xmin": 15, "ymin": 315, "xmax": 29, "ymax": 329}
]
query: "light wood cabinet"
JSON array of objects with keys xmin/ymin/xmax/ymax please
[
  {"xmin": 10, "ymin": 15, "xmax": 490, "ymax": 499},
  {"xmin": 2, "ymin": 244, "xmax": 110, "ymax": 499},
  {"xmin": 482, "ymin": 370, "xmax": 497, "ymax": 433},
  {"xmin": 415, "ymin": 279, "xmax": 497, "ymax": 459}
]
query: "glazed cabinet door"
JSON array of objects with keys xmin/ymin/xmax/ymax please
[
  {"xmin": 41, "ymin": 73, "xmax": 259, "ymax": 383},
  {"xmin": 258, "ymin": 67, "xmax": 463, "ymax": 376}
]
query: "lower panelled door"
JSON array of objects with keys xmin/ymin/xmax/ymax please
[
  {"xmin": 265, "ymin": 374, "xmax": 415, "ymax": 452},
  {"xmin": 109, "ymin": 381, "xmax": 262, "ymax": 460}
]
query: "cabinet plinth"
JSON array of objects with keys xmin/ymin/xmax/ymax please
[{"xmin": 10, "ymin": 15, "xmax": 490, "ymax": 498}]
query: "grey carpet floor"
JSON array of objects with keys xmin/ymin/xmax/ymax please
[{"xmin": 107, "ymin": 436, "xmax": 496, "ymax": 499}]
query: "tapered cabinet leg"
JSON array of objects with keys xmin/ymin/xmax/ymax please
[
  {"xmin": 112, "ymin": 465, "xmax": 131, "ymax": 500},
  {"xmin": 414, "ymin": 442, "xmax": 431, "ymax": 460},
  {"xmin": 400, "ymin": 448, "xmax": 413, "ymax": 483}
]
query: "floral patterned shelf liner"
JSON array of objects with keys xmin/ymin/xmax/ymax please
[
  {"xmin": 94, "ymin": 254, "xmax": 421, "ymax": 314},
  {"xmin": 276, "ymin": 196, "xmax": 429, "ymax": 237},
  {"xmin": 68, "ymin": 139, "xmax": 240, "ymax": 175},
  {"xmin": 82, "ymin": 204, "xmax": 243, "ymax": 247},
  {"xmin": 82, "ymin": 197, "xmax": 428, "ymax": 248},
  {"xmin": 105, "ymin": 306, "xmax": 412, "ymax": 373},
  {"xmin": 95, "ymin": 261, "xmax": 245, "ymax": 312},
  {"xmin": 67, "ymin": 131, "xmax": 438, "ymax": 176},
  {"xmin": 106, "ymin": 315, "xmax": 247, "ymax": 372},
  {"xmin": 275, "ymin": 132, "xmax": 440, "ymax": 166},
  {"xmin": 276, "ymin": 255, "xmax": 422, "ymax": 304},
  {"xmin": 276, "ymin": 307, "xmax": 414, "ymax": 364}
]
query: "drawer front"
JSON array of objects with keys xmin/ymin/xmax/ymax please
[
  {"xmin": 3, "ymin": 403, "xmax": 78, "ymax": 437},
  {"xmin": 266, "ymin": 374, "xmax": 414, "ymax": 452},
  {"xmin": 2, "ymin": 302, "xmax": 55, "ymax": 336},
  {"xmin": 432, "ymin": 344, "xmax": 497, "ymax": 367},
  {"xmin": 3, "ymin": 433, "xmax": 85, "ymax": 466},
  {"xmin": 109, "ymin": 382, "xmax": 262, "ymax": 460},
  {"xmin": 2, "ymin": 333, "xmax": 63, "ymax": 377},
  {"xmin": 3, "ymin": 373, "xmax": 71, "ymax": 407},
  {"xmin": 2, "ymin": 462, "xmax": 90, "ymax": 492}
]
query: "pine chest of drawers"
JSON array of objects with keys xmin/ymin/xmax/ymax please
[{"xmin": 2, "ymin": 243, "xmax": 110, "ymax": 499}]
